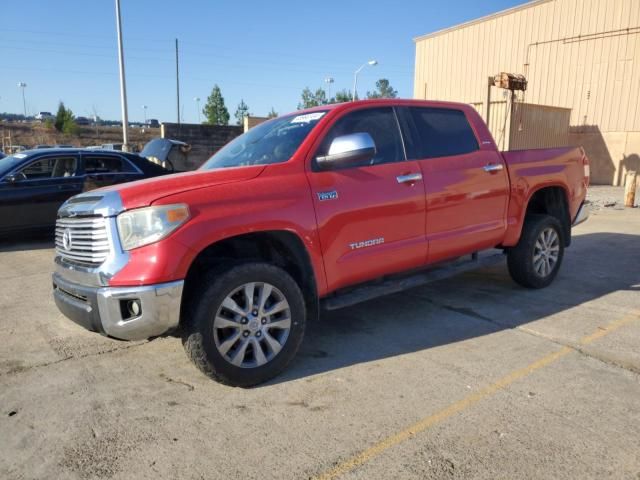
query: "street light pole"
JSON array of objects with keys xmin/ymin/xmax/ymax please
[
  {"xmin": 352, "ymin": 60, "xmax": 378, "ymax": 101},
  {"xmin": 142, "ymin": 105, "xmax": 148, "ymax": 124},
  {"xmin": 17, "ymin": 82, "xmax": 27, "ymax": 117},
  {"xmin": 175, "ymin": 39, "xmax": 180, "ymax": 125},
  {"xmin": 114, "ymin": 0, "xmax": 129, "ymax": 150},
  {"xmin": 194, "ymin": 97, "xmax": 201, "ymax": 123},
  {"xmin": 324, "ymin": 77, "xmax": 334, "ymax": 101}
]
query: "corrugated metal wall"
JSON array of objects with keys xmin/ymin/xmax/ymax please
[
  {"xmin": 470, "ymin": 100, "xmax": 511, "ymax": 149},
  {"xmin": 510, "ymin": 103, "xmax": 571, "ymax": 149},
  {"xmin": 414, "ymin": 0, "xmax": 640, "ymax": 133},
  {"xmin": 470, "ymin": 99, "xmax": 570, "ymax": 150}
]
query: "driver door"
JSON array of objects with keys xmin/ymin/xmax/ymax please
[
  {"xmin": 0, "ymin": 155, "xmax": 82, "ymax": 231},
  {"xmin": 306, "ymin": 106, "xmax": 427, "ymax": 292}
]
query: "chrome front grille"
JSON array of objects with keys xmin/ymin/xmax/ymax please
[{"xmin": 55, "ymin": 216, "xmax": 110, "ymax": 266}]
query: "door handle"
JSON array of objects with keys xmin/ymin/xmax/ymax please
[
  {"xmin": 396, "ymin": 173, "xmax": 423, "ymax": 184},
  {"xmin": 483, "ymin": 164, "xmax": 504, "ymax": 173}
]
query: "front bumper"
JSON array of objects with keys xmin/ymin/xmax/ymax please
[{"xmin": 53, "ymin": 273, "xmax": 183, "ymax": 340}]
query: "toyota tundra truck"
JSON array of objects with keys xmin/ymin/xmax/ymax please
[{"xmin": 52, "ymin": 99, "xmax": 589, "ymax": 386}]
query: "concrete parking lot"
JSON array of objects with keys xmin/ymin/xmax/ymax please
[{"xmin": 1, "ymin": 196, "xmax": 639, "ymax": 479}]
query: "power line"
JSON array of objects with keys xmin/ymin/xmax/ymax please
[
  {"xmin": 2, "ymin": 47, "xmax": 413, "ymax": 79},
  {"xmin": 0, "ymin": 43, "xmax": 413, "ymax": 76},
  {"xmin": 0, "ymin": 29, "xmax": 414, "ymax": 71},
  {"xmin": 6, "ymin": 65, "xmax": 308, "ymax": 90}
]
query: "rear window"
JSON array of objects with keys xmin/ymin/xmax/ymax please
[
  {"xmin": 84, "ymin": 155, "xmax": 136, "ymax": 174},
  {"xmin": 410, "ymin": 107, "xmax": 478, "ymax": 158}
]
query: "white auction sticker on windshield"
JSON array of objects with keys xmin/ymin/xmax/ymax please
[{"xmin": 291, "ymin": 112, "xmax": 326, "ymax": 123}]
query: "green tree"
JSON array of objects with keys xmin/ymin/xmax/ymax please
[
  {"xmin": 54, "ymin": 102, "xmax": 67, "ymax": 132},
  {"xmin": 331, "ymin": 89, "xmax": 352, "ymax": 103},
  {"xmin": 234, "ymin": 99, "xmax": 250, "ymax": 126},
  {"xmin": 62, "ymin": 114, "xmax": 78, "ymax": 135},
  {"xmin": 366, "ymin": 78, "xmax": 398, "ymax": 99},
  {"xmin": 203, "ymin": 85, "xmax": 230, "ymax": 125},
  {"xmin": 297, "ymin": 87, "xmax": 328, "ymax": 109},
  {"xmin": 267, "ymin": 107, "xmax": 278, "ymax": 118},
  {"xmin": 54, "ymin": 101, "xmax": 77, "ymax": 134}
]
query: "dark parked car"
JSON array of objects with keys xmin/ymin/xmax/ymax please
[
  {"xmin": 140, "ymin": 138, "xmax": 191, "ymax": 171},
  {"xmin": 0, "ymin": 148, "xmax": 172, "ymax": 235}
]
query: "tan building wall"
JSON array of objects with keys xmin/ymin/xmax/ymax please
[
  {"xmin": 414, "ymin": 0, "xmax": 640, "ymax": 185},
  {"xmin": 243, "ymin": 116, "xmax": 269, "ymax": 132}
]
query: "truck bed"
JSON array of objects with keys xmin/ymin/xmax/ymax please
[{"xmin": 500, "ymin": 146, "xmax": 589, "ymax": 246}]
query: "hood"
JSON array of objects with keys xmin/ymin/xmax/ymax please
[{"xmin": 100, "ymin": 165, "xmax": 266, "ymax": 210}]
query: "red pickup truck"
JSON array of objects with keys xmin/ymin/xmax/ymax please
[{"xmin": 52, "ymin": 99, "xmax": 589, "ymax": 386}]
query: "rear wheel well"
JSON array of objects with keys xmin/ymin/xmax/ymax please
[
  {"xmin": 524, "ymin": 187, "xmax": 571, "ymax": 246},
  {"xmin": 181, "ymin": 231, "xmax": 318, "ymax": 325}
]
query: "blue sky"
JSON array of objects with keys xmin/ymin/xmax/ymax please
[{"xmin": 1, "ymin": 0, "xmax": 526, "ymax": 123}]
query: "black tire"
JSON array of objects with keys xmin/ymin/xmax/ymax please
[
  {"xmin": 182, "ymin": 262, "xmax": 306, "ymax": 387},
  {"xmin": 507, "ymin": 214, "xmax": 565, "ymax": 289}
]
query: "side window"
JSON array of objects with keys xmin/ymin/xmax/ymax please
[
  {"xmin": 84, "ymin": 155, "xmax": 135, "ymax": 174},
  {"xmin": 20, "ymin": 157, "xmax": 77, "ymax": 179},
  {"xmin": 317, "ymin": 107, "xmax": 405, "ymax": 167},
  {"xmin": 410, "ymin": 107, "xmax": 479, "ymax": 158}
]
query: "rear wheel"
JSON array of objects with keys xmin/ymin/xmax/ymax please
[
  {"xmin": 182, "ymin": 263, "xmax": 306, "ymax": 387},
  {"xmin": 507, "ymin": 214, "xmax": 565, "ymax": 289}
]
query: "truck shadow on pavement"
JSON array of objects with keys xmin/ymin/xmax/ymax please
[
  {"xmin": 271, "ymin": 232, "xmax": 640, "ymax": 385},
  {"xmin": 0, "ymin": 231, "xmax": 55, "ymax": 252}
]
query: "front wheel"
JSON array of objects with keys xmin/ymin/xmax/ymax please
[
  {"xmin": 182, "ymin": 263, "xmax": 306, "ymax": 387},
  {"xmin": 507, "ymin": 214, "xmax": 565, "ymax": 289}
]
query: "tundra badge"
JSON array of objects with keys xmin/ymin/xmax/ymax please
[
  {"xmin": 349, "ymin": 238, "xmax": 385, "ymax": 250},
  {"xmin": 317, "ymin": 190, "xmax": 338, "ymax": 201}
]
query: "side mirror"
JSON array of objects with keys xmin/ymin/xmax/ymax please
[
  {"xmin": 4, "ymin": 173, "xmax": 24, "ymax": 184},
  {"xmin": 315, "ymin": 133, "xmax": 376, "ymax": 171}
]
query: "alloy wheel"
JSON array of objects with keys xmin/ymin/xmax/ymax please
[
  {"xmin": 213, "ymin": 282, "xmax": 291, "ymax": 368},
  {"xmin": 533, "ymin": 227, "xmax": 560, "ymax": 277}
]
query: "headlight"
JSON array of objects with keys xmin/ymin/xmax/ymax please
[{"xmin": 117, "ymin": 204, "xmax": 190, "ymax": 251}]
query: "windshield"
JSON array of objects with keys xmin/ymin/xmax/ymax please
[
  {"xmin": 0, "ymin": 153, "xmax": 28, "ymax": 178},
  {"xmin": 201, "ymin": 111, "xmax": 327, "ymax": 170}
]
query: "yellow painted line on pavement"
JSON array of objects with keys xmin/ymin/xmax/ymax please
[
  {"xmin": 578, "ymin": 311, "xmax": 638, "ymax": 346},
  {"xmin": 312, "ymin": 310, "xmax": 640, "ymax": 480}
]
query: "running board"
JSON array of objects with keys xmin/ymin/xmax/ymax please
[{"xmin": 321, "ymin": 252, "xmax": 506, "ymax": 311}]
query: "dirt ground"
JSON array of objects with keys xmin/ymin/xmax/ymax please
[
  {"xmin": 1, "ymin": 122, "xmax": 157, "ymax": 152},
  {"xmin": 0, "ymin": 199, "xmax": 638, "ymax": 479}
]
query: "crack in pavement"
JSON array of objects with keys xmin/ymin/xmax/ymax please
[
  {"xmin": 414, "ymin": 295, "xmax": 640, "ymax": 376},
  {"xmin": 407, "ymin": 284, "xmax": 635, "ymax": 316},
  {"xmin": 0, "ymin": 341, "xmax": 147, "ymax": 378}
]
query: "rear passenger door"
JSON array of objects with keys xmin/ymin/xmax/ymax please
[
  {"xmin": 80, "ymin": 153, "xmax": 142, "ymax": 191},
  {"xmin": 401, "ymin": 107, "xmax": 509, "ymax": 263}
]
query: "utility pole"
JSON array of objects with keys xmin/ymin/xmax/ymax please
[
  {"xmin": 175, "ymin": 38, "xmax": 180, "ymax": 125},
  {"xmin": 114, "ymin": 0, "xmax": 129, "ymax": 150}
]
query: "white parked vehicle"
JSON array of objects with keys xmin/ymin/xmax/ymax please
[{"xmin": 35, "ymin": 112, "xmax": 53, "ymax": 122}]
